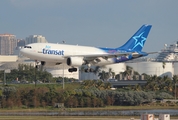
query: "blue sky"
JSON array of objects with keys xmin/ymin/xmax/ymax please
[{"xmin": 1, "ymin": 0, "xmax": 178, "ymax": 52}]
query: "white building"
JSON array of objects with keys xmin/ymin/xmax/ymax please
[
  {"xmin": 0, "ymin": 55, "xmax": 18, "ymax": 62},
  {"xmin": 25, "ymin": 35, "xmax": 48, "ymax": 44},
  {"xmin": 46, "ymin": 68, "xmax": 78, "ymax": 79},
  {"xmin": 0, "ymin": 55, "xmax": 18, "ymax": 70},
  {"xmin": 126, "ymin": 62, "xmax": 173, "ymax": 78}
]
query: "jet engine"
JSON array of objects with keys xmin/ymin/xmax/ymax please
[{"xmin": 66, "ymin": 57, "xmax": 84, "ymax": 66}]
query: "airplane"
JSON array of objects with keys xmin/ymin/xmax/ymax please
[{"xmin": 20, "ymin": 24, "xmax": 155, "ymax": 72}]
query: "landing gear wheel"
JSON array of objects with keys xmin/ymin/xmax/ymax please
[
  {"xmin": 73, "ymin": 68, "xmax": 77, "ymax": 72},
  {"xmin": 35, "ymin": 65, "xmax": 39, "ymax": 69},
  {"xmin": 35, "ymin": 60, "xmax": 40, "ymax": 69},
  {"xmin": 41, "ymin": 61, "xmax": 46, "ymax": 66},
  {"xmin": 40, "ymin": 61, "xmax": 46, "ymax": 71},
  {"xmin": 84, "ymin": 69, "xmax": 89, "ymax": 72},
  {"xmin": 68, "ymin": 68, "xmax": 77, "ymax": 72},
  {"xmin": 84, "ymin": 68, "xmax": 93, "ymax": 72}
]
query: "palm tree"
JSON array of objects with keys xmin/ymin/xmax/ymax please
[
  {"xmin": 98, "ymin": 70, "xmax": 107, "ymax": 81},
  {"xmin": 93, "ymin": 66, "xmax": 101, "ymax": 79},
  {"xmin": 173, "ymin": 75, "xmax": 178, "ymax": 85},
  {"xmin": 98, "ymin": 68, "xmax": 116, "ymax": 81},
  {"xmin": 108, "ymin": 68, "xmax": 116, "ymax": 79},
  {"xmin": 162, "ymin": 62, "xmax": 166, "ymax": 69},
  {"xmin": 121, "ymin": 66, "xmax": 133, "ymax": 80},
  {"xmin": 162, "ymin": 61, "xmax": 166, "ymax": 76}
]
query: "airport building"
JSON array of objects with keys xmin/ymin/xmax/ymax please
[{"xmin": 0, "ymin": 55, "xmax": 18, "ymax": 63}]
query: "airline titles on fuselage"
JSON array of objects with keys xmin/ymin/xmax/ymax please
[
  {"xmin": 42, "ymin": 49, "xmax": 64, "ymax": 55},
  {"xmin": 42, "ymin": 45, "xmax": 64, "ymax": 56}
]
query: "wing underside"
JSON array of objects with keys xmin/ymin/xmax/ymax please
[
  {"xmin": 64, "ymin": 52, "xmax": 132, "ymax": 63},
  {"xmin": 64, "ymin": 52, "xmax": 131, "ymax": 58},
  {"xmin": 64, "ymin": 51, "xmax": 157, "ymax": 64}
]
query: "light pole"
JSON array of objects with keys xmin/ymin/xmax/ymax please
[
  {"xmin": 62, "ymin": 63, "xmax": 64, "ymax": 89},
  {"xmin": 35, "ymin": 63, "xmax": 37, "ymax": 87},
  {"xmin": 4, "ymin": 70, "xmax": 6, "ymax": 86},
  {"xmin": 62, "ymin": 41, "xmax": 65, "ymax": 89},
  {"xmin": 175, "ymin": 83, "xmax": 177, "ymax": 100},
  {"xmin": 35, "ymin": 61, "xmax": 39, "ymax": 87}
]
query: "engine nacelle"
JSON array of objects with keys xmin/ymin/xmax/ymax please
[{"xmin": 66, "ymin": 57, "xmax": 84, "ymax": 66}]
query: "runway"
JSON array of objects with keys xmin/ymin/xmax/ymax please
[{"xmin": 0, "ymin": 116, "xmax": 177, "ymax": 120}]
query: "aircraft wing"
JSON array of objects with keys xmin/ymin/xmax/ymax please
[
  {"xmin": 64, "ymin": 51, "xmax": 157, "ymax": 60},
  {"xmin": 64, "ymin": 52, "xmax": 132, "ymax": 59}
]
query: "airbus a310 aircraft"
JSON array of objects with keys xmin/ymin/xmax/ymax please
[{"xmin": 20, "ymin": 24, "xmax": 155, "ymax": 72}]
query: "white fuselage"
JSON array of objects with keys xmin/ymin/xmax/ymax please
[{"xmin": 20, "ymin": 43, "xmax": 114, "ymax": 66}]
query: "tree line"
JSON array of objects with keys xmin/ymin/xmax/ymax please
[
  {"xmin": 0, "ymin": 64, "xmax": 178, "ymax": 108},
  {"xmin": 0, "ymin": 64, "xmax": 74, "ymax": 83},
  {"xmin": 0, "ymin": 78, "xmax": 176, "ymax": 109}
]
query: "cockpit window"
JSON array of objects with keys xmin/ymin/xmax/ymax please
[{"xmin": 24, "ymin": 46, "xmax": 32, "ymax": 49}]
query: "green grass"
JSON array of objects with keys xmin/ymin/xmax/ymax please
[{"xmin": 0, "ymin": 105, "xmax": 178, "ymax": 112}]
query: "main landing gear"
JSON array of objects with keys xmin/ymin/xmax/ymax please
[
  {"xmin": 35, "ymin": 61, "xmax": 45, "ymax": 71},
  {"xmin": 68, "ymin": 67, "xmax": 93, "ymax": 73},
  {"xmin": 84, "ymin": 68, "xmax": 94, "ymax": 72},
  {"xmin": 84, "ymin": 64, "xmax": 94, "ymax": 73},
  {"xmin": 68, "ymin": 64, "xmax": 94, "ymax": 73},
  {"xmin": 41, "ymin": 61, "xmax": 45, "ymax": 66},
  {"xmin": 68, "ymin": 68, "xmax": 77, "ymax": 72},
  {"xmin": 68, "ymin": 63, "xmax": 91, "ymax": 73}
]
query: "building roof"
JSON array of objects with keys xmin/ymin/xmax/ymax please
[{"xmin": 0, "ymin": 55, "xmax": 18, "ymax": 62}]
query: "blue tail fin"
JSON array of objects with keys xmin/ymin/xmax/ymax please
[{"xmin": 117, "ymin": 24, "xmax": 152, "ymax": 51}]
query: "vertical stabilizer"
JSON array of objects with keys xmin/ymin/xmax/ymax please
[{"xmin": 117, "ymin": 24, "xmax": 152, "ymax": 51}]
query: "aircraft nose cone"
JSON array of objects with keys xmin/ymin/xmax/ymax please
[
  {"xmin": 20, "ymin": 47, "xmax": 24, "ymax": 54},
  {"xmin": 20, "ymin": 47, "xmax": 27, "ymax": 56}
]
